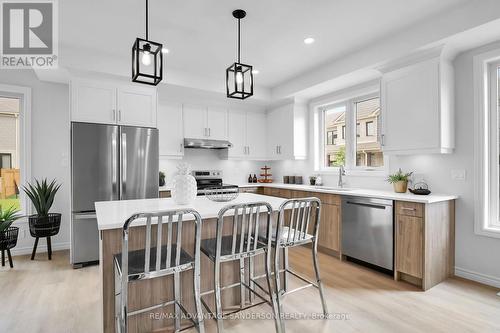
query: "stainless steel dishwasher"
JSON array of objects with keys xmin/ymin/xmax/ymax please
[{"xmin": 341, "ymin": 197, "xmax": 394, "ymax": 271}]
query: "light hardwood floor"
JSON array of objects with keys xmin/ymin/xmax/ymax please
[{"xmin": 1, "ymin": 248, "xmax": 499, "ymax": 333}]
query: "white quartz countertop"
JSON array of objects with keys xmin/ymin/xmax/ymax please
[
  {"xmin": 237, "ymin": 183, "xmax": 457, "ymax": 204},
  {"xmin": 95, "ymin": 193, "xmax": 288, "ymax": 231}
]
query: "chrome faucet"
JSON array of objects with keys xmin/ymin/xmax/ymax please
[{"xmin": 338, "ymin": 165, "xmax": 346, "ymax": 188}]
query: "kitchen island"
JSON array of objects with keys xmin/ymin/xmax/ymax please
[{"xmin": 96, "ymin": 193, "xmax": 288, "ymax": 333}]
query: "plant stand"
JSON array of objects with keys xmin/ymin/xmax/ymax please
[
  {"xmin": 28, "ymin": 213, "xmax": 61, "ymax": 260},
  {"xmin": 0, "ymin": 226, "xmax": 19, "ymax": 268}
]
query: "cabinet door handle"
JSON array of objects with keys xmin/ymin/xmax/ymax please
[
  {"xmin": 118, "ymin": 110, "xmax": 122, "ymax": 122},
  {"xmin": 179, "ymin": 143, "xmax": 183, "ymax": 153},
  {"xmin": 204, "ymin": 128, "xmax": 207, "ymax": 137},
  {"xmin": 381, "ymin": 134, "xmax": 385, "ymax": 146},
  {"xmin": 247, "ymin": 146, "xmax": 250, "ymax": 155},
  {"xmin": 112, "ymin": 109, "xmax": 116, "ymax": 121},
  {"xmin": 208, "ymin": 128, "xmax": 211, "ymax": 137},
  {"xmin": 401, "ymin": 207, "xmax": 416, "ymax": 211}
]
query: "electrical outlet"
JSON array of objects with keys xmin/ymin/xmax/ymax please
[{"xmin": 451, "ymin": 169, "xmax": 466, "ymax": 181}]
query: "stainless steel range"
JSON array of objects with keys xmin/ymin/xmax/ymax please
[{"xmin": 192, "ymin": 170, "xmax": 238, "ymax": 195}]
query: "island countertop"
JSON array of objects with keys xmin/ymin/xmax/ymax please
[{"xmin": 95, "ymin": 193, "xmax": 288, "ymax": 230}]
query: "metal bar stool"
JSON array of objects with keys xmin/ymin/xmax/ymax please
[
  {"xmin": 199, "ymin": 202, "xmax": 281, "ymax": 333},
  {"xmin": 260, "ymin": 198, "xmax": 328, "ymax": 332},
  {"xmin": 114, "ymin": 209, "xmax": 205, "ymax": 333}
]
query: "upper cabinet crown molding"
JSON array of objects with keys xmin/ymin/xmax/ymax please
[
  {"xmin": 380, "ymin": 51, "xmax": 454, "ymax": 155},
  {"xmin": 70, "ymin": 78, "xmax": 157, "ymax": 128}
]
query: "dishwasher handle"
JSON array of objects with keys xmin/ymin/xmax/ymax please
[{"xmin": 345, "ymin": 201, "xmax": 388, "ymax": 210}]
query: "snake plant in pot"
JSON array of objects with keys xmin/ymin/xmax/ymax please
[
  {"xmin": 0, "ymin": 205, "xmax": 22, "ymax": 267},
  {"xmin": 23, "ymin": 179, "xmax": 61, "ymax": 260}
]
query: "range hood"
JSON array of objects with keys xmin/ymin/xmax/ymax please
[{"xmin": 184, "ymin": 138, "xmax": 233, "ymax": 149}]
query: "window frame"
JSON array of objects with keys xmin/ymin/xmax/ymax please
[
  {"xmin": 312, "ymin": 84, "xmax": 387, "ymax": 176},
  {"xmin": 0, "ymin": 84, "xmax": 32, "ymax": 217},
  {"xmin": 366, "ymin": 121, "xmax": 374, "ymax": 136},
  {"xmin": 473, "ymin": 49, "xmax": 500, "ymax": 238}
]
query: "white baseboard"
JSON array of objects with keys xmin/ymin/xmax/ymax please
[
  {"xmin": 455, "ymin": 266, "xmax": 500, "ymax": 289},
  {"xmin": 9, "ymin": 241, "xmax": 70, "ymax": 257}
]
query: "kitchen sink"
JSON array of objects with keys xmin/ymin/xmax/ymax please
[{"xmin": 313, "ymin": 186, "xmax": 353, "ymax": 192}]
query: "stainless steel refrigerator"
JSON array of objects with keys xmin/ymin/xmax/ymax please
[{"xmin": 71, "ymin": 122, "xmax": 158, "ymax": 266}]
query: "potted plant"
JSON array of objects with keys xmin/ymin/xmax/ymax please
[
  {"xmin": 387, "ymin": 169, "xmax": 413, "ymax": 193},
  {"xmin": 0, "ymin": 205, "xmax": 22, "ymax": 268},
  {"xmin": 23, "ymin": 178, "xmax": 61, "ymax": 260},
  {"xmin": 159, "ymin": 171, "xmax": 166, "ymax": 187}
]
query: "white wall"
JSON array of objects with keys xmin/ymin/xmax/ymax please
[
  {"xmin": 0, "ymin": 70, "xmax": 70, "ymax": 256},
  {"xmin": 271, "ymin": 41, "xmax": 500, "ymax": 287}
]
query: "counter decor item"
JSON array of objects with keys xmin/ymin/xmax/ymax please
[
  {"xmin": 309, "ymin": 176, "xmax": 317, "ymax": 186},
  {"xmin": 289, "ymin": 176, "xmax": 296, "ymax": 184},
  {"xmin": 315, "ymin": 175, "xmax": 323, "ymax": 186},
  {"xmin": 387, "ymin": 168, "xmax": 413, "ymax": 193},
  {"xmin": 248, "ymin": 174, "xmax": 253, "ymax": 183},
  {"xmin": 171, "ymin": 163, "xmax": 197, "ymax": 205},
  {"xmin": 23, "ymin": 178, "xmax": 62, "ymax": 260},
  {"xmin": 0, "ymin": 205, "xmax": 22, "ymax": 268},
  {"xmin": 252, "ymin": 174, "xmax": 257, "ymax": 183},
  {"xmin": 205, "ymin": 185, "xmax": 239, "ymax": 202},
  {"xmin": 409, "ymin": 181, "xmax": 431, "ymax": 195},
  {"xmin": 295, "ymin": 176, "xmax": 303, "ymax": 184},
  {"xmin": 283, "ymin": 176, "xmax": 290, "ymax": 184},
  {"xmin": 159, "ymin": 171, "xmax": 165, "ymax": 187},
  {"xmin": 258, "ymin": 165, "xmax": 273, "ymax": 183}
]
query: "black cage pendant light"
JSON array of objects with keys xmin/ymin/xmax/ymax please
[
  {"xmin": 132, "ymin": 0, "xmax": 163, "ymax": 85},
  {"xmin": 226, "ymin": 9, "xmax": 253, "ymax": 99}
]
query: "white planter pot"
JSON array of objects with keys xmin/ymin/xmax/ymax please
[{"xmin": 171, "ymin": 172, "xmax": 197, "ymax": 205}]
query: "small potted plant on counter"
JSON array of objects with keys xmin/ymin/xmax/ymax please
[
  {"xmin": 23, "ymin": 179, "xmax": 61, "ymax": 260},
  {"xmin": 0, "ymin": 205, "xmax": 22, "ymax": 268},
  {"xmin": 387, "ymin": 168, "xmax": 413, "ymax": 193}
]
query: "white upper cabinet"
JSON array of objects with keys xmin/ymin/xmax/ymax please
[
  {"xmin": 207, "ymin": 107, "xmax": 228, "ymax": 140},
  {"xmin": 182, "ymin": 106, "xmax": 228, "ymax": 140},
  {"xmin": 225, "ymin": 110, "xmax": 267, "ymax": 160},
  {"xmin": 71, "ymin": 78, "xmax": 157, "ymax": 128},
  {"xmin": 380, "ymin": 52, "xmax": 454, "ymax": 154},
  {"xmin": 117, "ymin": 86, "xmax": 157, "ymax": 127},
  {"xmin": 71, "ymin": 80, "xmax": 116, "ymax": 124},
  {"xmin": 183, "ymin": 105, "xmax": 207, "ymax": 139},
  {"xmin": 266, "ymin": 102, "xmax": 307, "ymax": 160},
  {"xmin": 158, "ymin": 101, "xmax": 184, "ymax": 158},
  {"xmin": 227, "ymin": 110, "xmax": 247, "ymax": 158},
  {"xmin": 246, "ymin": 111, "xmax": 267, "ymax": 159}
]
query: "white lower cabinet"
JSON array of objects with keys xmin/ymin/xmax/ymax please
[
  {"xmin": 71, "ymin": 78, "xmax": 157, "ymax": 128},
  {"xmin": 158, "ymin": 102, "xmax": 184, "ymax": 158}
]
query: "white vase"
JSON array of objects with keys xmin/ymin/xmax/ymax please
[{"xmin": 171, "ymin": 163, "xmax": 197, "ymax": 205}]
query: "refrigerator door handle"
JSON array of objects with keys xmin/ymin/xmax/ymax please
[
  {"xmin": 73, "ymin": 213, "xmax": 97, "ymax": 220},
  {"xmin": 112, "ymin": 133, "xmax": 118, "ymax": 198},
  {"xmin": 121, "ymin": 131, "xmax": 127, "ymax": 198}
]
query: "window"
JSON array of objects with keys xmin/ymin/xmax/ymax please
[
  {"xmin": 355, "ymin": 97, "xmax": 383, "ymax": 167},
  {"xmin": 366, "ymin": 121, "xmax": 375, "ymax": 136},
  {"xmin": 323, "ymin": 105, "xmax": 346, "ymax": 167},
  {"xmin": 0, "ymin": 84, "xmax": 31, "ymax": 216},
  {"xmin": 316, "ymin": 90, "xmax": 384, "ymax": 173},
  {"xmin": 473, "ymin": 52, "xmax": 500, "ymax": 238},
  {"xmin": 0, "ymin": 97, "xmax": 21, "ymax": 210}
]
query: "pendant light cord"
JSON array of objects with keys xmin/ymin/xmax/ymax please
[
  {"xmin": 237, "ymin": 17, "xmax": 241, "ymax": 63},
  {"xmin": 145, "ymin": 0, "xmax": 149, "ymax": 40}
]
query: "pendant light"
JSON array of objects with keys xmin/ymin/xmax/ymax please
[
  {"xmin": 132, "ymin": 0, "xmax": 163, "ymax": 85},
  {"xmin": 226, "ymin": 9, "xmax": 253, "ymax": 99}
]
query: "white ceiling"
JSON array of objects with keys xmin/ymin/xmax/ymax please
[{"xmin": 60, "ymin": 0, "xmax": 470, "ymax": 90}]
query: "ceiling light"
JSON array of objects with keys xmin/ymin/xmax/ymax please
[
  {"xmin": 304, "ymin": 37, "xmax": 315, "ymax": 45},
  {"xmin": 226, "ymin": 9, "xmax": 254, "ymax": 100},
  {"xmin": 132, "ymin": 0, "xmax": 163, "ymax": 86},
  {"xmin": 252, "ymin": 69, "xmax": 259, "ymax": 74},
  {"xmin": 161, "ymin": 47, "xmax": 169, "ymax": 54}
]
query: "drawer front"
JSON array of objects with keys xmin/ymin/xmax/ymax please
[
  {"xmin": 239, "ymin": 187, "xmax": 261, "ymax": 194},
  {"xmin": 159, "ymin": 191, "xmax": 171, "ymax": 198},
  {"xmin": 395, "ymin": 201, "xmax": 424, "ymax": 218}
]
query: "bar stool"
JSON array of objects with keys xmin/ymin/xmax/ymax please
[
  {"xmin": 264, "ymin": 198, "xmax": 328, "ymax": 331},
  {"xmin": 199, "ymin": 202, "xmax": 281, "ymax": 333},
  {"xmin": 114, "ymin": 209, "xmax": 205, "ymax": 333}
]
